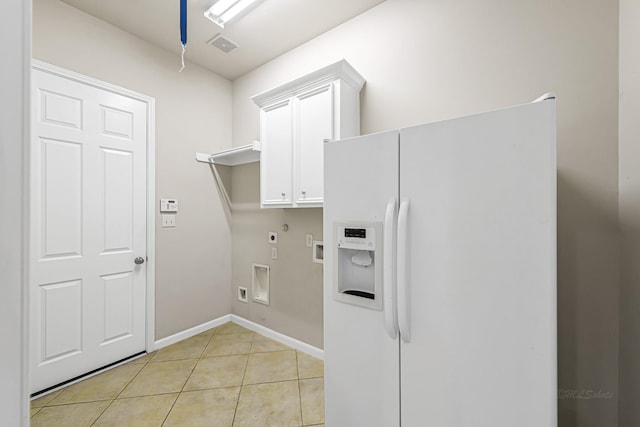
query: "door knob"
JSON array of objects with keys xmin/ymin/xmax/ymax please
[{"xmin": 134, "ymin": 257, "xmax": 145, "ymax": 265}]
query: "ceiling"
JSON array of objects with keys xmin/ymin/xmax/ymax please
[{"xmin": 60, "ymin": 0, "xmax": 387, "ymax": 80}]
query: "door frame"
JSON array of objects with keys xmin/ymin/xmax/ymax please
[{"xmin": 31, "ymin": 59, "xmax": 157, "ymax": 355}]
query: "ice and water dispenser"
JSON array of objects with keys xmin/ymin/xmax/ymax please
[{"xmin": 333, "ymin": 223, "xmax": 382, "ymax": 310}]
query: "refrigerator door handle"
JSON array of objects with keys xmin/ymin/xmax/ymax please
[
  {"xmin": 383, "ymin": 197, "xmax": 398, "ymax": 339},
  {"xmin": 397, "ymin": 197, "xmax": 411, "ymax": 343}
]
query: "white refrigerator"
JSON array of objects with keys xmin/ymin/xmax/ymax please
[{"xmin": 323, "ymin": 98, "xmax": 557, "ymax": 427}]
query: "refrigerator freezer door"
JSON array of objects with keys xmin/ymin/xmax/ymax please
[
  {"xmin": 399, "ymin": 100, "xmax": 557, "ymax": 427},
  {"xmin": 324, "ymin": 130, "xmax": 401, "ymax": 427}
]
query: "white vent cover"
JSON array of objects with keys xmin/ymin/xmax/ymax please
[{"xmin": 208, "ymin": 34, "xmax": 239, "ymax": 53}]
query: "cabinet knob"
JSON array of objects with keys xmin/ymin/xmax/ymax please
[
  {"xmin": 281, "ymin": 192, "xmax": 286, "ymax": 197},
  {"xmin": 301, "ymin": 190, "xmax": 306, "ymax": 198}
]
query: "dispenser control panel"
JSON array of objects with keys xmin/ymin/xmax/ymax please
[
  {"xmin": 334, "ymin": 222, "xmax": 382, "ymax": 311},
  {"xmin": 345, "ymin": 228, "xmax": 366, "ymax": 239},
  {"xmin": 337, "ymin": 225, "xmax": 376, "ymax": 250}
]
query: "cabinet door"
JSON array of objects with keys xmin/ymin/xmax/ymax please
[
  {"xmin": 260, "ymin": 100, "xmax": 293, "ymax": 206},
  {"xmin": 295, "ymin": 84, "xmax": 333, "ymax": 206}
]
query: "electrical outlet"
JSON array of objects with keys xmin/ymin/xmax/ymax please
[
  {"xmin": 271, "ymin": 247, "xmax": 278, "ymax": 260},
  {"xmin": 268, "ymin": 232, "xmax": 278, "ymax": 244},
  {"xmin": 161, "ymin": 214, "xmax": 176, "ymax": 228},
  {"xmin": 306, "ymin": 234, "xmax": 313, "ymax": 247}
]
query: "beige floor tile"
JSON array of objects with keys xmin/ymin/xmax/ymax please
[
  {"xmin": 48, "ymin": 363, "xmax": 144, "ymax": 405},
  {"xmin": 93, "ymin": 393, "xmax": 177, "ymax": 427},
  {"xmin": 297, "ymin": 351, "xmax": 324, "ymax": 379},
  {"xmin": 184, "ymin": 354, "xmax": 248, "ymax": 391},
  {"xmin": 234, "ymin": 380, "xmax": 302, "ymax": 427},
  {"xmin": 203, "ymin": 334, "xmax": 253, "ymax": 357},
  {"xmin": 300, "ymin": 378, "xmax": 324, "ymax": 426},
  {"xmin": 30, "ymin": 400, "xmax": 110, "ymax": 427},
  {"xmin": 163, "ymin": 387, "xmax": 240, "ymax": 427},
  {"xmin": 194, "ymin": 327, "xmax": 217, "ymax": 339},
  {"xmin": 251, "ymin": 336, "xmax": 289, "ymax": 353},
  {"xmin": 30, "ymin": 389, "xmax": 62, "ymax": 408},
  {"xmin": 215, "ymin": 322, "xmax": 253, "ymax": 335},
  {"xmin": 127, "ymin": 352, "xmax": 156, "ymax": 364},
  {"xmin": 120, "ymin": 359, "xmax": 197, "ymax": 398},
  {"xmin": 30, "ymin": 407, "xmax": 41, "ymax": 417},
  {"xmin": 151, "ymin": 333, "xmax": 211, "ymax": 362},
  {"xmin": 243, "ymin": 350, "xmax": 298, "ymax": 385}
]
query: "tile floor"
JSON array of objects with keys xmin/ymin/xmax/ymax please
[{"xmin": 30, "ymin": 322, "xmax": 325, "ymax": 427}]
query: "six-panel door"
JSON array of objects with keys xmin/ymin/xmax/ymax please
[{"xmin": 30, "ymin": 67, "xmax": 148, "ymax": 393}]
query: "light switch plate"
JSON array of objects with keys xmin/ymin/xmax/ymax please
[
  {"xmin": 160, "ymin": 199, "xmax": 179, "ymax": 212},
  {"xmin": 306, "ymin": 234, "xmax": 313, "ymax": 247},
  {"xmin": 162, "ymin": 214, "xmax": 176, "ymax": 228},
  {"xmin": 271, "ymin": 247, "xmax": 278, "ymax": 260}
]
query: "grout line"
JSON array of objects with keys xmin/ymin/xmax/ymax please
[
  {"xmin": 43, "ymin": 397, "xmax": 116, "ymax": 408},
  {"xmin": 29, "ymin": 406, "xmax": 42, "ymax": 418},
  {"xmin": 113, "ymin": 361, "xmax": 150, "ymax": 400},
  {"xmin": 231, "ymin": 350, "xmax": 251, "ymax": 426},
  {"xmin": 89, "ymin": 399, "xmax": 116, "ymax": 427},
  {"xmin": 159, "ymin": 392, "xmax": 181, "ymax": 426},
  {"xmin": 296, "ymin": 350, "xmax": 305, "ymax": 426}
]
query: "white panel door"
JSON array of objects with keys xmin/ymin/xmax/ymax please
[
  {"xmin": 398, "ymin": 101, "xmax": 556, "ymax": 426},
  {"xmin": 295, "ymin": 84, "xmax": 333, "ymax": 205},
  {"xmin": 30, "ymin": 67, "xmax": 148, "ymax": 393},
  {"xmin": 260, "ymin": 100, "xmax": 293, "ymax": 206},
  {"xmin": 323, "ymin": 131, "xmax": 401, "ymax": 427}
]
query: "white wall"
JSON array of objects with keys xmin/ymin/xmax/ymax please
[
  {"xmin": 0, "ymin": 0, "xmax": 30, "ymax": 424},
  {"xmin": 230, "ymin": 163, "xmax": 324, "ymax": 347},
  {"xmin": 32, "ymin": 0, "xmax": 234, "ymax": 339},
  {"xmin": 618, "ymin": 0, "xmax": 640, "ymax": 425},
  {"xmin": 232, "ymin": 0, "xmax": 620, "ymax": 424}
]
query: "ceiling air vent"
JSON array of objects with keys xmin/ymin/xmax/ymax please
[{"xmin": 208, "ymin": 34, "xmax": 239, "ymax": 53}]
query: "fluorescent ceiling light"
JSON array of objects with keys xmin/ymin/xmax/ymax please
[{"xmin": 204, "ymin": 0, "xmax": 261, "ymax": 28}]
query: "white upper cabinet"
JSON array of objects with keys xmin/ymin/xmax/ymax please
[
  {"xmin": 252, "ymin": 60, "xmax": 365, "ymax": 208},
  {"xmin": 296, "ymin": 84, "xmax": 332, "ymax": 205},
  {"xmin": 261, "ymin": 100, "xmax": 293, "ymax": 205}
]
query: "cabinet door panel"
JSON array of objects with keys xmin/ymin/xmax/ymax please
[
  {"xmin": 296, "ymin": 85, "xmax": 333, "ymax": 205},
  {"xmin": 261, "ymin": 100, "xmax": 293, "ymax": 206}
]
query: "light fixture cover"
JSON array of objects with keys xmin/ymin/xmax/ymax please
[{"xmin": 204, "ymin": 0, "xmax": 261, "ymax": 28}]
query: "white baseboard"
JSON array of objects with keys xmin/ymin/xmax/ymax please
[
  {"xmin": 152, "ymin": 313, "xmax": 324, "ymax": 361},
  {"xmin": 230, "ymin": 315, "xmax": 324, "ymax": 360},
  {"xmin": 153, "ymin": 314, "xmax": 231, "ymax": 351}
]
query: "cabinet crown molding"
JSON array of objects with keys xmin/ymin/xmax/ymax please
[{"xmin": 251, "ymin": 59, "xmax": 365, "ymax": 108}]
